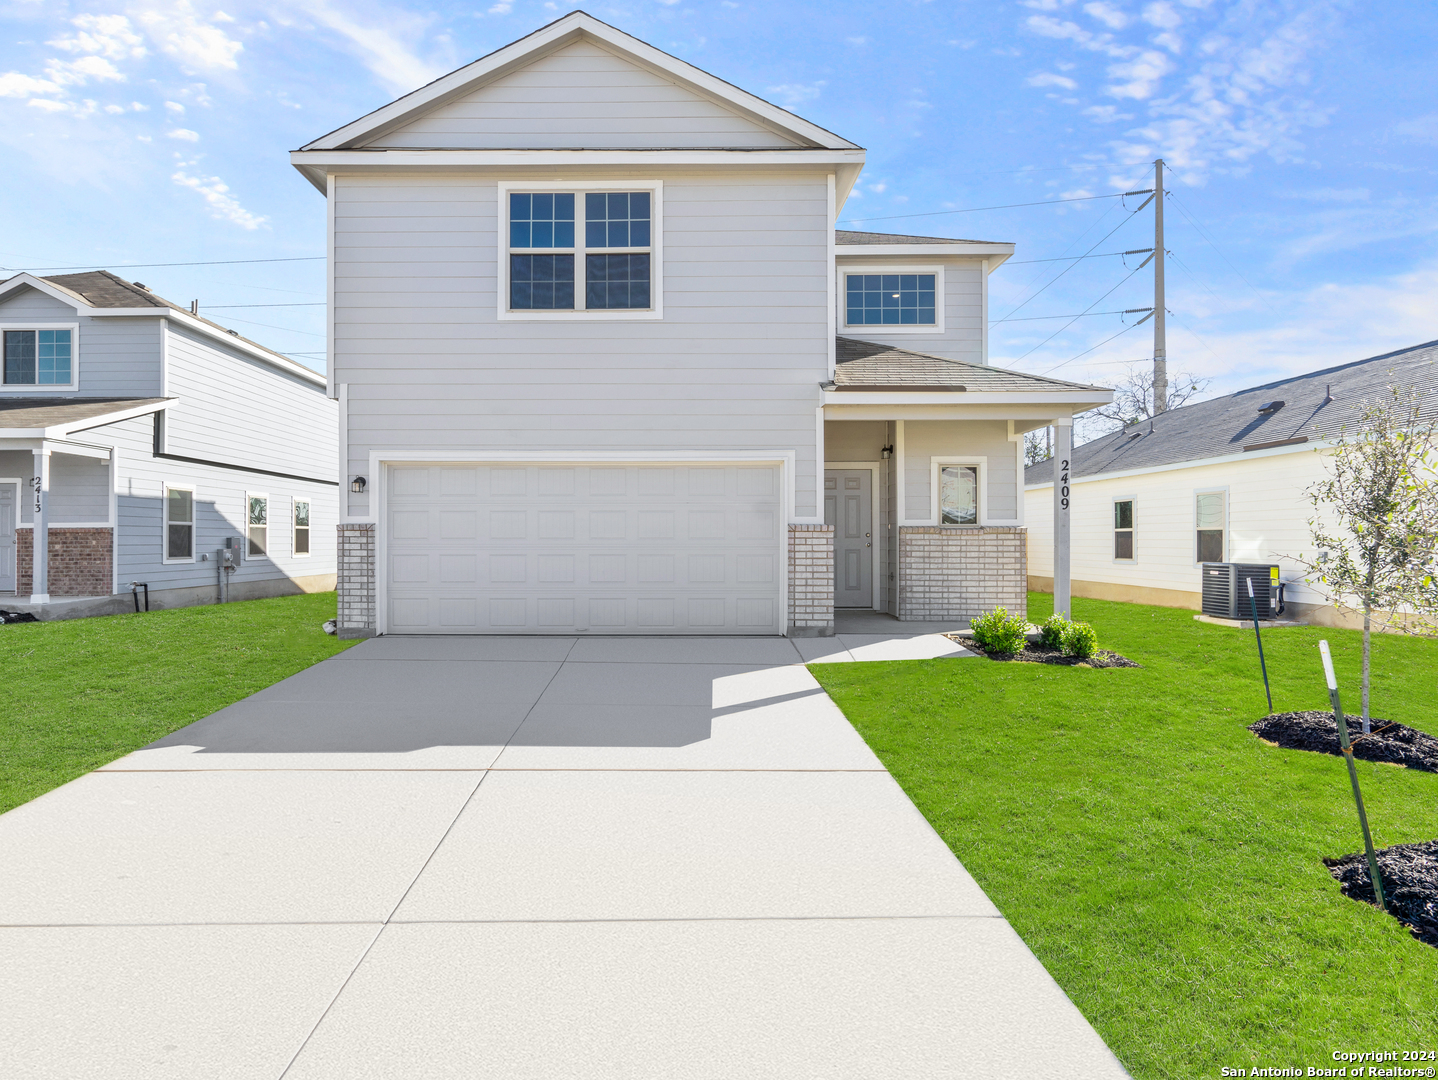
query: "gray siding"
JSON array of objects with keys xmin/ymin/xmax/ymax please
[
  {"xmin": 835, "ymin": 256, "xmax": 985, "ymax": 365},
  {"xmin": 48, "ymin": 454, "xmax": 110, "ymax": 522},
  {"xmin": 369, "ymin": 40, "xmax": 799, "ymax": 150},
  {"xmin": 334, "ymin": 168, "xmax": 830, "ymax": 519},
  {"xmin": 903, "ymin": 420, "xmax": 1018, "ymax": 523},
  {"xmin": 162, "ymin": 322, "xmax": 337, "ymax": 482},
  {"xmin": 0, "ymin": 286, "xmax": 162, "ymax": 397}
]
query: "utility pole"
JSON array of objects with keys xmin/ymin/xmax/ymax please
[{"xmin": 1153, "ymin": 157, "xmax": 1167, "ymax": 415}]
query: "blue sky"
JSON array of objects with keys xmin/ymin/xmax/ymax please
[{"xmin": 2, "ymin": 0, "xmax": 1435, "ymax": 409}]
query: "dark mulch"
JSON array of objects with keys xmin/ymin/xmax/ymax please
[
  {"xmin": 950, "ymin": 638, "xmax": 1140, "ymax": 668},
  {"xmin": 1324, "ymin": 840, "xmax": 1438, "ymax": 949},
  {"xmin": 1248, "ymin": 711, "xmax": 1438, "ymax": 774},
  {"xmin": 0, "ymin": 610, "xmax": 39, "ymax": 624}
]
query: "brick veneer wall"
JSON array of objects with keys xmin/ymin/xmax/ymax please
[
  {"xmin": 16, "ymin": 528, "xmax": 113, "ymax": 597},
  {"xmin": 788, "ymin": 523, "xmax": 835, "ymax": 636},
  {"xmin": 897, "ymin": 526, "xmax": 1027, "ymax": 622},
  {"xmin": 336, "ymin": 523, "xmax": 376, "ymax": 637}
]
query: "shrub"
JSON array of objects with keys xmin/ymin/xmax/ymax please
[
  {"xmin": 970, "ymin": 606, "xmax": 1029, "ymax": 655},
  {"xmin": 1039, "ymin": 613, "xmax": 1073, "ymax": 650},
  {"xmin": 1060, "ymin": 620, "xmax": 1099, "ymax": 659}
]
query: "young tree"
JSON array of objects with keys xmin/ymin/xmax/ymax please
[
  {"xmin": 1079, "ymin": 364, "xmax": 1209, "ymax": 441},
  {"xmin": 1024, "ymin": 428, "xmax": 1051, "ymax": 466},
  {"xmin": 1296, "ymin": 385, "xmax": 1438, "ymax": 731}
]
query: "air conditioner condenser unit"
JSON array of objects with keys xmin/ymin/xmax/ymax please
[{"xmin": 1201, "ymin": 562, "xmax": 1279, "ymax": 620}]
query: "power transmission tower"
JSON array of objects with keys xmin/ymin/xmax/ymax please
[{"xmin": 1153, "ymin": 158, "xmax": 1167, "ymax": 414}]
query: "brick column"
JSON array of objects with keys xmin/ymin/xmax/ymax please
[
  {"xmin": 336, "ymin": 523, "xmax": 376, "ymax": 638},
  {"xmin": 788, "ymin": 523, "xmax": 834, "ymax": 637},
  {"xmin": 898, "ymin": 526, "xmax": 1027, "ymax": 623}
]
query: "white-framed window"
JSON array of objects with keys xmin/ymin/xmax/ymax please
[
  {"xmin": 1114, "ymin": 498, "xmax": 1134, "ymax": 561},
  {"xmin": 1195, "ymin": 488, "xmax": 1227, "ymax": 563},
  {"xmin": 930, "ymin": 458, "xmax": 986, "ymax": 525},
  {"xmin": 497, "ymin": 180, "xmax": 664, "ymax": 321},
  {"xmin": 246, "ymin": 493, "xmax": 268, "ymax": 558},
  {"xmin": 163, "ymin": 484, "xmax": 195, "ymax": 562},
  {"xmin": 1, "ymin": 324, "xmax": 79, "ymax": 390},
  {"xmin": 838, "ymin": 266, "xmax": 945, "ymax": 334},
  {"xmin": 293, "ymin": 497, "xmax": 311, "ymax": 557}
]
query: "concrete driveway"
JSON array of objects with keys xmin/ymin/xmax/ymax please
[{"xmin": 0, "ymin": 632, "xmax": 1128, "ymax": 1079}]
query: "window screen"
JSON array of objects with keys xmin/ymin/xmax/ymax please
[
  {"xmin": 939, "ymin": 465, "xmax": 978, "ymax": 525},
  {"xmin": 293, "ymin": 499, "xmax": 310, "ymax": 556},
  {"xmin": 166, "ymin": 487, "xmax": 193, "ymax": 560},
  {"xmin": 247, "ymin": 496, "xmax": 268, "ymax": 557},
  {"xmin": 1196, "ymin": 491, "xmax": 1225, "ymax": 563},
  {"xmin": 1114, "ymin": 500, "xmax": 1134, "ymax": 560}
]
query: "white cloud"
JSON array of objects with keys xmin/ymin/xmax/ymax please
[
  {"xmin": 1105, "ymin": 49, "xmax": 1173, "ymax": 99},
  {"xmin": 1026, "ymin": 14, "xmax": 1136, "ymax": 58},
  {"xmin": 1083, "ymin": 2, "xmax": 1129, "ymax": 30},
  {"xmin": 290, "ymin": 1, "xmax": 448, "ymax": 96},
  {"xmin": 172, "ymin": 170, "xmax": 267, "ymax": 229},
  {"xmin": 167, "ymin": 127, "xmax": 200, "ymax": 140},
  {"xmin": 847, "ymin": 36, "xmax": 868, "ymax": 45},
  {"xmin": 1083, "ymin": 103, "xmax": 1133, "ymax": 121},
  {"xmin": 165, "ymin": 100, "xmax": 185, "ymax": 114},
  {"xmin": 0, "ymin": 72, "xmax": 61, "ymax": 99},
  {"xmin": 485, "ymin": 1, "xmax": 513, "ymax": 12},
  {"xmin": 765, "ymin": 81, "xmax": 825, "ymax": 108},
  {"xmin": 133, "ymin": 0, "xmax": 244, "ymax": 72},
  {"xmin": 49, "ymin": 14, "xmax": 148, "ymax": 60},
  {"xmin": 1028, "ymin": 71, "xmax": 1079, "ymax": 90},
  {"xmin": 1392, "ymin": 113, "xmax": 1438, "ymax": 146},
  {"xmin": 1141, "ymin": 1, "xmax": 1181, "ymax": 29}
]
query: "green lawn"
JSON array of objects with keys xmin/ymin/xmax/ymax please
[
  {"xmin": 0, "ymin": 592, "xmax": 352, "ymax": 815},
  {"xmin": 811, "ymin": 594, "xmax": 1438, "ymax": 1077}
]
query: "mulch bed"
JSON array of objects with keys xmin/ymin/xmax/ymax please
[
  {"xmin": 950, "ymin": 638, "xmax": 1140, "ymax": 668},
  {"xmin": 1324, "ymin": 840, "xmax": 1438, "ymax": 949},
  {"xmin": 1248, "ymin": 711, "xmax": 1438, "ymax": 774},
  {"xmin": 0, "ymin": 610, "xmax": 39, "ymax": 624}
]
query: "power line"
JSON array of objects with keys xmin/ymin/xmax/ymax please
[
  {"xmin": 838, "ymin": 190, "xmax": 1149, "ymax": 226},
  {"xmin": 1041, "ymin": 313, "xmax": 1153, "ymax": 375},
  {"xmin": 1007, "ymin": 248, "xmax": 1152, "ymax": 266},
  {"xmin": 993, "ymin": 307, "xmax": 1151, "ymax": 325},
  {"xmin": 212, "ymin": 314, "xmax": 327, "ymax": 338},
  {"xmin": 1013, "ymin": 260, "xmax": 1151, "ymax": 363},
  {"xmin": 2, "ymin": 255, "xmax": 325, "ymax": 273},
  {"xmin": 204, "ymin": 303, "xmax": 326, "ymax": 309},
  {"xmin": 1158, "ymin": 178, "xmax": 1276, "ymax": 314}
]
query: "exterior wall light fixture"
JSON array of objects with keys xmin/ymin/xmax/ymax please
[
  {"xmin": 881, "ymin": 445, "xmax": 894, "ymax": 460},
  {"xmin": 351, "ymin": 476, "xmax": 367, "ymax": 494}
]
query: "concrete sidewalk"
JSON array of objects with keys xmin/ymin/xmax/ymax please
[{"xmin": 1, "ymin": 633, "xmax": 1128, "ymax": 1079}]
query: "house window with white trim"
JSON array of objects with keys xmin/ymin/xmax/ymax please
[
  {"xmin": 1114, "ymin": 499, "xmax": 1134, "ymax": 560},
  {"xmin": 507, "ymin": 190, "xmax": 653, "ymax": 312},
  {"xmin": 845, "ymin": 273, "xmax": 936, "ymax": 326},
  {"xmin": 1196, "ymin": 490, "xmax": 1226, "ymax": 563},
  {"xmin": 293, "ymin": 498, "xmax": 310, "ymax": 557},
  {"xmin": 247, "ymin": 494, "xmax": 268, "ymax": 557},
  {"xmin": 939, "ymin": 464, "xmax": 979, "ymax": 524},
  {"xmin": 4, "ymin": 329, "xmax": 72, "ymax": 385},
  {"xmin": 164, "ymin": 485, "xmax": 194, "ymax": 562}
]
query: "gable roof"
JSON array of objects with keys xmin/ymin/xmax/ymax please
[
  {"xmin": 836, "ymin": 230, "xmax": 1002, "ymax": 246},
  {"xmin": 0, "ymin": 396, "xmax": 172, "ymax": 437},
  {"xmin": 1025, "ymin": 339, "xmax": 1438, "ymax": 484},
  {"xmin": 300, "ymin": 11, "xmax": 860, "ymax": 154},
  {"xmin": 0, "ymin": 271, "xmax": 324, "ymax": 387},
  {"xmin": 834, "ymin": 337, "xmax": 1107, "ymax": 394}
]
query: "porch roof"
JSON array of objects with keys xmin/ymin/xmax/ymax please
[
  {"xmin": 833, "ymin": 338, "xmax": 1105, "ymax": 393},
  {"xmin": 0, "ymin": 397, "xmax": 172, "ymax": 438}
]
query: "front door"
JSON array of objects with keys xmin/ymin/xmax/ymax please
[
  {"xmin": 0, "ymin": 483, "xmax": 15, "ymax": 592},
  {"xmin": 824, "ymin": 469, "xmax": 872, "ymax": 608}
]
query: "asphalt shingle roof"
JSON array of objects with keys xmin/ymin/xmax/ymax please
[
  {"xmin": 834, "ymin": 337, "xmax": 1105, "ymax": 393},
  {"xmin": 835, "ymin": 230, "xmax": 1005, "ymax": 246},
  {"xmin": 1025, "ymin": 339, "xmax": 1438, "ymax": 484},
  {"xmin": 0, "ymin": 397, "xmax": 170, "ymax": 432}
]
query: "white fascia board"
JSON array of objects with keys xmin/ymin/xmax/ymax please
[
  {"xmin": 822, "ymin": 390, "xmax": 1113, "ymax": 407},
  {"xmin": 290, "ymin": 148, "xmax": 865, "ymax": 172},
  {"xmin": 1022, "ymin": 439, "xmax": 1328, "ymax": 489},
  {"xmin": 836, "ymin": 244, "xmax": 1014, "ymax": 259},
  {"xmin": 0, "ymin": 400, "xmax": 174, "ymax": 442},
  {"xmin": 146, "ymin": 313, "xmax": 325, "ymax": 387},
  {"xmin": 299, "ymin": 12, "xmax": 860, "ymax": 153},
  {"xmin": 40, "ymin": 439, "xmax": 113, "ymax": 461}
]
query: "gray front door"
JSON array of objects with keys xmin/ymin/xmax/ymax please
[
  {"xmin": 824, "ymin": 469, "xmax": 872, "ymax": 609},
  {"xmin": 0, "ymin": 483, "xmax": 15, "ymax": 592}
]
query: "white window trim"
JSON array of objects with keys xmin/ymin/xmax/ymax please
[
  {"xmin": 0, "ymin": 323, "xmax": 80, "ymax": 392},
  {"xmin": 1194, "ymin": 486, "xmax": 1229, "ymax": 565},
  {"xmin": 1112, "ymin": 494, "xmax": 1136, "ymax": 564},
  {"xmin": 245, "ymin": 491, "xmax": 269, "ymax": 561},
  {"xmin": 162, "ymin": 483, "xmax": 196, "ymax": 564},
  {"xmin": 928, "ymin": 456, "xmax": 988, "ymax": 526},
  {"xmin": 836, "ymin": 264, "xmax": 945, "ymax": 335},
  {"xmin": 292, "ymin": 495, "xmax": 312, "ymax": 559},
  {"xmin": 496, "ymin": 179, "xmax": 664, "ymax": 322}
]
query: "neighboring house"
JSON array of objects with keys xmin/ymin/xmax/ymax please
[
  {"xmin": 292, "ymin": 11, "xmax": 1110, "ymax": 638},
  {"xmin": 1023, "ymin": 340, "xmax": 1438, "ymax": 626},
  {"xmin": 0, "ymin": 270, "xmax": 338, "ymax": 616}
]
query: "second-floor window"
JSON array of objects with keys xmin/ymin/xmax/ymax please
[
  {"xmin": 3, "ymin": 329, "xmax": 73, "ymax": 385},
  {"xmin": 507, "ymin": 189, "xmax": 654, "ymax": 313},
  {"xmin": 845, "ymin": 273, "xmax": 936, "ymax": 326}
]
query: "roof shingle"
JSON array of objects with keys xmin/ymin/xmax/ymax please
[
  {"xmin": 835, "ymin": 230, "xmax": 1005, "ymax": 246},
  {"xmin": 834, "ymin": 337, "xmax": 1106, "ymax": 393}
]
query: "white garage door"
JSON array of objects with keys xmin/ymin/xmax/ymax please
[{"xmin": 385, "ymin": 463, "xmax": 784, "ymax": 635}]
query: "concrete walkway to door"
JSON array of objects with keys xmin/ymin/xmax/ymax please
[{"xmin": 0, "ymin": 632, "xmax": 1129, "ymax": 1079}]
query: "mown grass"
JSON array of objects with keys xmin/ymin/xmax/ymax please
[
  {"xmin": 811, "ymin": 593, "xmax": 1438, "ymax": 1077},
  {"xmin": 0, "ymin": 592, "xmax": 352, "ymax": 814}
]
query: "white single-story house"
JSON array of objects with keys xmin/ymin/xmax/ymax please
[
  {"xmin": 292, "ymin": 11, "xmax": 1111, "ymax": 637},
  {"xmin": 1023, "ymin": 340, "xmax": 1438, "ymax": 626},
  {"xmin": 0, "ymin": 270, "xmax": 339, "ymax": 617}
]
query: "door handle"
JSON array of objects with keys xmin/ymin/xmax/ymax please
[{"xmin": 866, "ymin": 542, "xmax": 871, "ymax": 547}]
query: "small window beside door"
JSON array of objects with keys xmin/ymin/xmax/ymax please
[
  {"xmin": 1196, "ymin": 490, "xmax": 1226, "ymax": 563},
  {"xmin": 939, "ymin": 464, "xmax": 979, "ymax": 525},
  {"xmin": 1114, "ymin": 499, "xmax": 1134, "ymax": 560},
  {"xmin": 247, "ymin": 494, "xmax": 268, "ymax": 557},
  {"xmin": 293, "ymin": 498, "xmax": 310, "ymax": 557},
  {"xmin": 164, "ymin": 485, "xmax": 194, "ymax": 561}
]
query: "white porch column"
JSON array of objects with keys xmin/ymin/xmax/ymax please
[
  {"xmin": 1052, "ymin": 418, "xmax": 1072, "ymax": 619},
  {"xmin": 30, "ymin": 446, "xmax": 50, "ymax": 604}
]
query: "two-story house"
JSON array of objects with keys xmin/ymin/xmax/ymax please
[
  {"xmin": 293, "ymin": 12, "xmax": 1108, "ymax": 638},
  {"xmin": 0, "ymin": 270, "xmax": 338, "ymax": 616}
]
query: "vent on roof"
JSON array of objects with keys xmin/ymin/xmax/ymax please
[
  {"xmin": 1257, "ymin": 400, "xmax": 1284, "ymax": 414},
  {"xmin": 132, "ymin": 281, "xmax": 149, "ymax": 291},
  {"xmin": 226, "ymin": 329, "xmax": 238, "ymax": 336}
]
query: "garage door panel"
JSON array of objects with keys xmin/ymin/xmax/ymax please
[{"xmin": 386, "ymin": 464, "xmax": 784, "ymax": 634}]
